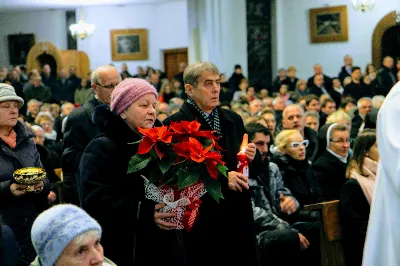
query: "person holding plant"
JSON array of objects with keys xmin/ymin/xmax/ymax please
[
  {"xmin": 78, "ymin": 78, "xmax": 164, "ymax": 266},
  {"xmin": 158, "ymin": 62, "xmax": 260, "ymax": 266}
]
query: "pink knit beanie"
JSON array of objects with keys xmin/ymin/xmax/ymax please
[{"xmin": 111, "ymin": 78, "xmax": 158, "ymax": 115}]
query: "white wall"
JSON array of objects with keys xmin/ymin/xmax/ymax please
[
  {"xmin": 0, "ymin": 10, "xmax": 67, "ymax": 67},
  {"xmin": 77, "ymin": 0, "xmax": 188, "ymax": 72},
  {"xmin": 187, "ymin": 0, "xmax": 247, "ymax": 77},
  {"xmin": 274, "ymin": 0, "xmax": 400, "ymax": 80}
]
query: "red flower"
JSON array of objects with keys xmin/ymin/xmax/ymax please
[
  {"xmin": 170, "ymin": 120, "xmax": 201, "ymax": 134},
  {"xmin": 173, "ymin": 138, "xmax": 224, "ymax": 179},
  {"xmin": 137, "ymin": 126, "xmax": 173, "ymax": 158}
]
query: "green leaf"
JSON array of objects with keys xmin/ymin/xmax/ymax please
[
  {"xmin": 216, "ymin": 163, "xmax": 229, "ymax": 178},
  {"xmin": 149, "ymin": 149, "xmax": 159, "ymax": 159},
  {"xmin": 204, "ymin": 178, "xmax": 224, "ymax": 203},
  {"xmin": 127, "ymin": 139, "xmax": 142, "ymax": 145},
  {"xmin": 127, "ymin": 154, "xmax": 152, "ymax": 173},
  {"xmin": 158, "ymin": 152, "xmax": 177, "ymax": 175},
  {"xmin": 149, "ymin": 167, "xmax": 163, "ymax": 184},
  {"xmin": 178, "ymin": 164, "xmax": 200, "ymax": 190}
]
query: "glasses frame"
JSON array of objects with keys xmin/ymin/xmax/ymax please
[
  {"xmin": 96, "ymin": 83, "xmax": 118, "ymax": 89},
  {"xmin": 289, "ymin": 140, "xmax": 309, "ymax": 149},
  {"xmin": 330, "ymin": 139, "xmax": 351, "ymax": 144}
]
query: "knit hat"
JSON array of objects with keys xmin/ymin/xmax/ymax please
[
  {"xmin": 111, "ymin": 78, "xmax": 158, "ymax": 115},
  {"xmin": 31, "ymin": 204, "xmax": 102, "ymax": 266},
  {"xmin": 0, "ymin": 83, "xmax": 24, "ymax": 108}
]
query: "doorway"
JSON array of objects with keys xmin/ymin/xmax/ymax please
[
  {"xmin": 163, "ymin": 48, "xmax": 188, "ymax": 81},
  {"xmin": 381, "ymin": 26, "xmax": 400, "ymax": 62},
  {"xmin": 37, "ymin": 53, "xmax": 57, "ymax": 77}
]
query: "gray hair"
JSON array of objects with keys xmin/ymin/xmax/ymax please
[
  {"xmin": 183, "ymin": 62, "xmax": 219, "ymax": 87},
  {"xmin": 305, "ymin": 110, "xmax": 320, "ymax": 120},
  {"xmin": 27, "ymin": 99, "xmax": 41, "ymax": 107},
  {"xmin": 371, "ymin": 95, "xmax": 385, "ymax": 109},
  {"xmin": 31, "ymin": 125, "xmax": 44, "ymax": 136},
  {"xmin": 357, "ymin": 97, "xmax": 372, "ymax": 108},
  {"xmin": 91, "ymin": 65, "xmax": 120, "ymax": 86},
  {"xmin": 72, "ymin": 230, "xmax": 101, "ymax": 246},
  {"xmin": 60, "ymin": 102, "xmax": 74, "ymax": 112}
]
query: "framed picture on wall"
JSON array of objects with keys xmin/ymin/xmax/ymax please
[
  {"xmin": 110, "ymin": 29, "xmax": 148, "ymax": 61},
  {"xmin": 309, "ymin": 5, "xmax": 348, "ymax": 43},
  {"xmin": 8, "ymin": 33, "xmax": 35, "ymax": 65}
]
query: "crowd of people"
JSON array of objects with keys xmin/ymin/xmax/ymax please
[{"xmin": 0, "ymin": 54, "xmax": 396, "ymax": 265}]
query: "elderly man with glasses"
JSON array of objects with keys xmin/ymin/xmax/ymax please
[{"xmin": 62, "ymin": 65, "xmax": 121, "ymax": 205}]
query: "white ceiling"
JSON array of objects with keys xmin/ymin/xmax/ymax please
[{"xmin": 0, "ymin": 0, "xmax": 175, "ymax": 11}]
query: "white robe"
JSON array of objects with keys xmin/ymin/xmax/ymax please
[{"xmin": 363, "ymin": 81, "xmax": 400, "ymax": 266}]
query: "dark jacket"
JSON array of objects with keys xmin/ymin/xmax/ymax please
[
  {"xmin": 307, "ymin": 74, "xmax": 332, "ymax": 90},
  {"xmin": 339, "ymin": 178, "xmax": 370, "ymax": 266},
  {"xmin": 376, "ymin": 67, "xmax": 397, "ymax": 96},
  {"xmin": 62, "ymin": 95, "xmax": 100, "ymax": 205},
  {"xmin": 23, "ymin": 84, "xmax": 52, "ymax": 103},
  {"xmin": 0, "ymin": 224, "xmax": 27, "ymax": 266},
  {"xmin": 52, "ymin": 79, "xmax": 76, "ymax": 104},
  {"xmin": 343, "ymin": 81, "xmax": 371, "ymax": 101},
  {"xmin": 0, "ymin": 121, "xmax": 50, "ymax": 263},
  {"xmin": 283, "ymin": 77, "xmax": 299, "ymax": 92},
  {"xmin": 338, "ymin": 66, "xmax": 351, "ymax": 84},
  {"xmin": 78, "ymin": 105, "xmax": 157, "ymax": 266},
  {"xmin": 304, "ymin": 126, "xmax": 318, "ymax": 161},
  {"xmin": 271, "ymin": 153, "xmax": 325, "ymax": 207},
  {"xmin": 313, "ymin": 150, "xmax": 347, "ymax": 201},
  {"xmin": 350, "ymin": 110, "xmax": 376, "ymax": 139},
  {"xmin": 161, "ymin": 102, "xmax": 260, "ymax": 266}
]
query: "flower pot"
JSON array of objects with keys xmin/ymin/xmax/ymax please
[{"xmin": 142, "ymin": 176, "xmax": 206, "ymax": 231}]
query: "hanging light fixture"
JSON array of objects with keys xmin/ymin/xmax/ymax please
[
  {"xmin": 351, "ymin": 0, "xmax": 375, "ymax": 12},
  {"xmin": 69, "ymin": 9, "xmax": 95, "ymax": 40}
]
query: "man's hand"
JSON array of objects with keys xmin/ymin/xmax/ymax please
[
  {"xmin": 280, "ymin": 194, "xmax": 297, "ymax": 215},
  {"xmin": 298, "ymin": 233, "xmax": 310, "ymax": 250},
  {"xmin": 33, "ymin": 181, "xmax": 44, "ymax": 193},
  {"xmin": 10, "ymin": 183, "xmax": 27, "ymax": 197},
  {"xmin": 228, "ymin": 171, "xmax": 249, "ymax": 192},
  {"xmin": 245, "ymin": 143, "xmax": 257, "ymax": 163},
  {"xmin": 154, "ymin": 203, "xmax": 177, "ymax": 230}
]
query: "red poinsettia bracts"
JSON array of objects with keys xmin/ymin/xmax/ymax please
[
  {"xmin": 137, "ymin": 126, "xmax": 173, "ymax": 158},
  {"xmin": 173, "ymin": 138, "xmax": 225, "ymax": 179}
]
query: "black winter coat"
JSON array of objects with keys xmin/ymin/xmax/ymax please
[
  {"xmin": 313, "ymin": 150, "xmax": 347, "ymax": 200},
  {"xmin": 160, "ymin": 102, "xmax": 260, "ymax": 266},
  {"xmin": 0, "ymin": 121, "xmax": 50, "ymax": 263},
  {"xmin": 78, "ymin": 105, "xmax": 159, "ymax": 266},
  {"xmin": 62, "ymin": 94, "xmax": 100, "ymax": 205},
  {"xmin": 339, "ymin": 178, "xmax": 370, "ymax": 266},
  {"xmin": 271, "ymin": 153, "xmax": 325, "ymax": 206}
]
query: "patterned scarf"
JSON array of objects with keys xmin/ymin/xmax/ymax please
[{"xmin": 187, "ymin": 97, "xmax": 221, "ymax": 136}]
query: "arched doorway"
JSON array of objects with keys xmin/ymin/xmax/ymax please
[
  {"xmin": 37, "ymin": 53, "xmax": 58, "ymax": 77},
  {"xmin": 26, "ymin": 41, "xmax": 64, "ymax": 74},
  {"xmin": 372, "ymin": 11, "xmax": 397, "ymax": 68},
  {"xmin": 381, "ymin": 26, "xmax": 400, "ymax": 61}
]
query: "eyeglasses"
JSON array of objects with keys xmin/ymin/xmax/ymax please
[
  {"xmin": 96, "ymin": 83, "xmax": 118, "ymax": 89},
  {"xmin": 330, "ymin": 139, "xmax": 351, "ymax": 144},
  {"xmin": 289, "ymin": 140, "xmax": 309, "ymax": 149}
]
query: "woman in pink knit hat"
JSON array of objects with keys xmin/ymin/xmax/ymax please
[{"xmin": 77, "ymin": 78, "xmax": 172, "ymax": 265}]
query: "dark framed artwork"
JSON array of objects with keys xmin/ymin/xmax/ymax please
[
  {"xmin": 309, "ymin": 5, "xmax": 348, "ymax": 43},
  {"xmin": 8, "ymin": 34, "xmax": 35, "ymax": 65},
  {"xmin": 110, "ymin": 29, "xmax": 148, "ymax": 61}
]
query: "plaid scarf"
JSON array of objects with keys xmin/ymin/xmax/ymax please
[{"xmin": 187, "ymin": 97, "xmax": 221, "ymax": 136}]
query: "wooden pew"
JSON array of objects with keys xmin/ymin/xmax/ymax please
[
  {"xmin": 53, "ymin": 168, "xmax": 64, "ymax": 203},
  {"xmin": 304, "ymin": 200, "xmax": 346, "ymax": 266}
]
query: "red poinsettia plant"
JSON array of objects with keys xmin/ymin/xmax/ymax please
[{"xmin": 127, "ymin": 120, "xmax": 228, "ymax": 202}]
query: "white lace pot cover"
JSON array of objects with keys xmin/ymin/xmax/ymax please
[{"xmin": 142, "ymin": 176, "xmax": 207, "ymax": 230}]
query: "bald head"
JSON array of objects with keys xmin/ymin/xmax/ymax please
[
  {"xmin": 91, "ymin": 65, "xmax": 121, "ymax": 104},
  {"xmin": 282, "ymin": 104, "xmax": 305, "ymax": 132}
]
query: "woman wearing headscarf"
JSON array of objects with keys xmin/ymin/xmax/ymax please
[
  {"xmin": 339, "ymin": 129, "xmax": 378, "ymax": 266},
  {"xmin": 312, "ymin": 123, "xmax": 351, "ymax": 200},
  {"xmin": 78, "ymin": 78, "xmax": 163, "ymax": 266},
  {"xmin": 0, "ymin": 83, "xmax": 50, "ymax": 263}
]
